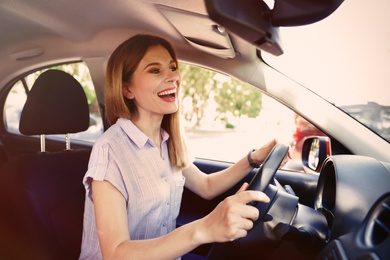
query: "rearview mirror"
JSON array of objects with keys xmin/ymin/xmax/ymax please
[
  {"xmin": 205, "ymin": 0, "xmax": 344, "ymax": 56},
  {"xmin": 272, "ymin": 0, "xmax": 344, "ymax": 26}
]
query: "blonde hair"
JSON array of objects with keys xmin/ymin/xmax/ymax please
[{"xmin": 105, "ymin": 34, "xmax": 190, "ymax": 169}]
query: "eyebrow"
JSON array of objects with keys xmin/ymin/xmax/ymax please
[{"xmin": 144, "ymin": 60, "xmax": 176, "ymax": 70}]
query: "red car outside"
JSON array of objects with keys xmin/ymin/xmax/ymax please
[{"xmin": 291, "ymin": 114, "xmax": 326, "ymax": 160}]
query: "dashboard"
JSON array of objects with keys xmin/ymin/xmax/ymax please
[{"xmin": 314, "ymin": 155, "xmax": 390, "ymax": 258}]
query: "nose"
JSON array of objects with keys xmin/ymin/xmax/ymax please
[{"xmin": 165, "ymin": 69, "xmax": 180, "ymax": 84}]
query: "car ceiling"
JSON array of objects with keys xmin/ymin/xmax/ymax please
[
  {"xmin": 0, "ymin": 0, "xmax": 207, "ymax": 44},
  {"xmin": 0, "ymin": 0, "xmax": 258, "ymax": 87}
]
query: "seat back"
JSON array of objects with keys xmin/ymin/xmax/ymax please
[{"xmin": 0, "ymin": 70, "xmax": 91, "ymax": 260}]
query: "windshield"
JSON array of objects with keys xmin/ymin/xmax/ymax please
[{"xmin": 263, "ymin": 0, "xmax": 390, "ymax": 142}]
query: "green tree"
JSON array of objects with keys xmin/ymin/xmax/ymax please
[
  {"xmin": 180, "ymin": 64, "xmax": 218, "ymax": 127},
  {"xmin": 180, "ymin": 64, "xmax": 262, "ymax": 129},
  {"xmin": 214, "ymin": 79, "xmax": 262, "ymax": 126}
]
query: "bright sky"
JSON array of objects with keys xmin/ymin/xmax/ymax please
[{"xmin": 263, "ymin": 0, "xmax": 390, "ymax": 106}]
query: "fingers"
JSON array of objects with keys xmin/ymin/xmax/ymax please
[
  {"xmin": 253, "ymin": 138, "xmax": 278, "ymax": 163},
  {"xmin": 235, "ymin": 182, "xmax": 249, "ymax": 194},
  {"xmin": 236, "ymin": 190, "xmax": 270, "ymax": 205},
  {"xmin": 265, "ymin": 139, "xmax": 292, "ymax": 167},
  {"xmin": 228, "ymin": 190, "xmax": 269, "ymax": 222},
  {"xmin": 201, "ymin": 190, "xmax": 270, "ymax": 243},
  {"xmin": 223, "ymin": 191, "xmax": 269, "ymax": 237},
  {"xmin": 262, "ymin": 138, "xmax": 277, "ymax": 150},
  {"xmin": 239, "ymin": 202, "xmax": 260, "ymax": 222},
  {"xmin": 235, "ymin": 190, "xmax": 270, "ymax": 222}
]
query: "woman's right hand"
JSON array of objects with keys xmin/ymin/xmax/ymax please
[{"xmin": 195, "ymin": 183, "xmax": 270, "ymax": 244}]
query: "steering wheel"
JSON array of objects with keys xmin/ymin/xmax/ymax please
[
  {"xmin": 207, "ymin": 143, "xmax": 290, "ymax": 259},
  {"xmin": 247, "ymin": 143, "xmax": 289, "ymax": 207}
]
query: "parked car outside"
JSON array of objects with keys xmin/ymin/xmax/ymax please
[{"xmin": 291, "ymin": 113, "xmax": 326, "ymax": 160}]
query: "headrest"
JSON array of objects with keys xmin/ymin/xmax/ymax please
[{"xmin": 19, "ymin": 70, "xmax": 90, "ymax": 135}]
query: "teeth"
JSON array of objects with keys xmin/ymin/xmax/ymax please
[{"xmin": 158, "ymin": 89, "xmax": 176, "ymax": 96}]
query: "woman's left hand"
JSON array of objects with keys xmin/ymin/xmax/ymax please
[{"xmin": 251, "ymin": 139, "xmax": 292, "ymax": 167}]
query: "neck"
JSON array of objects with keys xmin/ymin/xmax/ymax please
[{"xmin": 131, "ymin": 114, "xmax": 163, "ymax": 146}]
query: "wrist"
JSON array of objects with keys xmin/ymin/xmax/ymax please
[
  {"xmin": 192, "ymin": 218, "xmax": 212, "ymax": 245},
  {"xmin": 247, "ymin": 149, "xmax": 261, "ymax": 168}
]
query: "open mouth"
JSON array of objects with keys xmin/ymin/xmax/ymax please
[{"xmin": 157, "ymin": 88, "xmax": 176, "ymax": 101}]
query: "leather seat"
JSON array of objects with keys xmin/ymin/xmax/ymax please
[{"xmin": 0, "ymin": 70, "xmax": 92, "ymax": 260}]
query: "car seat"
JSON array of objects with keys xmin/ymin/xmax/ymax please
[{"xmin": 0, "ymin": 70, "xmax": 91, "ymax": 260}]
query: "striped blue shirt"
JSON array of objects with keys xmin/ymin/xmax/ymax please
[{"xmin": 79, "ymin": 118, "xmax": 185, "ymax": 259}]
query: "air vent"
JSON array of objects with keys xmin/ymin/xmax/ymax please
[
  {"xmin": 372, "ymin": 201, "xmax": 390, "ymax": 244},
  {"xmin": 363, "ymin": 194, "xmax": 390, "ymax": 247}
]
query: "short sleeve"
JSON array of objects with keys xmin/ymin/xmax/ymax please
[{"xmin": 83, "ymin": 142, "xmax": 128, "ymax": 201}]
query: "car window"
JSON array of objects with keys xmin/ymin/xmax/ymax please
[
  {"xmin": 261, "ymin": 0, "xmax": 390, "ymax": 143},
  {"xmin": 180, "ymin": 64, "xmax": 325, "ymax": 170},
  {"xmin": 4, "ymin": 62, "xmax": 103, "ymax": 143}
]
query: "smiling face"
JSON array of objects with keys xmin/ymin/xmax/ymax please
[{"xmin": 123, "ymin": 44, "xmax": 180, "ymax": 121}]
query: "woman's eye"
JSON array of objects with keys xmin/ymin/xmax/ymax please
[
  {"xmin": 150, "ymin": 68, "xmax": 160, "ymax": 74},
  {"xmin": 170, "ymin": 66, "xmax": 177, "ymax": 72}
]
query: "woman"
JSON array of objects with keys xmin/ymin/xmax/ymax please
[{"xmin": 80, "ymin": 34, "xmax": 278, "ymax": 259}]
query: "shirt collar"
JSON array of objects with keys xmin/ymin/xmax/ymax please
[{"xmin": 117, "ymin": 118, "xmax": 169, "ymax": 149}]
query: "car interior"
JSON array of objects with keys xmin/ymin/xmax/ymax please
[{"xmin": 0, "ymin": 0, "xmax": 389, "ymax": 259}]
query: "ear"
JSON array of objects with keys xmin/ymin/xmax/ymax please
[{"xmin": 123, "ymin": 85, "xmax": 135, "ymax": 99}]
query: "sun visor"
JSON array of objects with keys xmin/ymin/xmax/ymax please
[
  {"xmin": 205, "ymin": 0, "xmax": 283, "ymax": 56},
  {"xmin": 158, "ymin": 5, "xmax": 236, "ymax": 59}
]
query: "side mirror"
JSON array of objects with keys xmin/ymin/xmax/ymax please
[{"xmin": 302, "ymin": 136, "xmax": 331, "ymax": 173}]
